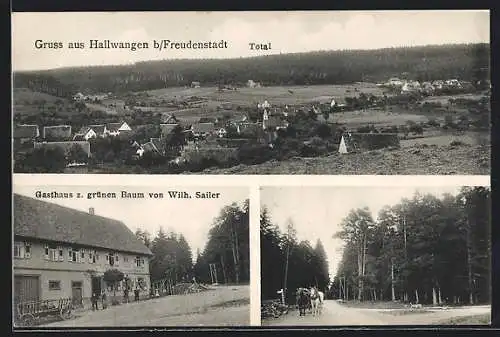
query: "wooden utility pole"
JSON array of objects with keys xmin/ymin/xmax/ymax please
[{"xmin": 283, "ymin": 239, "xmax": 291, "ymax": 304}]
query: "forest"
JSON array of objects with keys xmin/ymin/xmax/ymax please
[
  {"xmin": 332, "ymin": 187, "xmax": 491, "ymax": 306},
  {"xmin": 134, "ymin": 200, "xmax": 249, "ymax": 286},
  {"xmin": 13, "ymin": 43, "xmax": 489, "ymax": 95},
  {"xmin": 260, "ymin": 208, "xmax": 330, "ymax": 303}
]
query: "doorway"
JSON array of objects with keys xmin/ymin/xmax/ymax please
[
  {"xmin": 71, "ymin": 281, "xmax": 83, "ymax": 307},
  {"xmin": 91, "ymin": 276, "xmax": 102, "ymax": 295}
]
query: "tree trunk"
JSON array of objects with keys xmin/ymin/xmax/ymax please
[
  {"xmin": 220, "ymin": 255, "xmax": 228, "ymax": 284},
  {"xmin": 466, "ymin": 217, "xmax": 474, "ymax": 305},
  {"xmin": 432, "ymin": 287, "xmax": 437, "ymax": 305},
  {"xmin": 230, "ymin": 221, "xmax": 240, "ymax": 284},
  {"xmin": 415, "ymin": 289, "xmax": 419, "ymax": 304},
  {"xmin": 438, "ymin": 288, "xmax": 442, "ymax": 305}
]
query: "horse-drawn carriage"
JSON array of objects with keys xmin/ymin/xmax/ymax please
[{"xmin": 15, "ymin": 298, "xmax": 73, "ymax": 327}]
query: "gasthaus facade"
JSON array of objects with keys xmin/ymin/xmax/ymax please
[{"xmin": 13, "ymin": 194, "xmax": 153, "ymax": 308}]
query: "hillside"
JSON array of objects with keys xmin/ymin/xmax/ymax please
[
  {"xmin": 198, "ymin": 143, "xmax": 490, "ymax": 175},
  {"xmin": 13, "ymin": 43, "xmax": 489, "ymax": 95}
]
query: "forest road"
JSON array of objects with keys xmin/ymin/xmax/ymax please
[
  {"xmin": 41, "ymin": 285, "xmax": 250, "ymax": 327},
  {"xmin": 263, "ymin": 300, "xmax": 491, "ymax": 326}
]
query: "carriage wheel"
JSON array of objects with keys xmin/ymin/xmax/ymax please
[{"xmin": 22, "ymin": 313, "xmax": 36, "ymax": 327}]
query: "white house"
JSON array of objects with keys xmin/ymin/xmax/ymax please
[
  {"xmin": 106, "ymin": 122, "xmax": 132, "ymax": 137},
  {"xmin": 73, "ymin": 127, "xmax": 97, "ymax": 141}
]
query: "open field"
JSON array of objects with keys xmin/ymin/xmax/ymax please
[
  {"xmin": 436, "ymin": 313, "xmax": 491, "ymax": 325},
  {"xmin": 202, "ymin": 143, "xmax": 490, "ymax": 175},
  {"xmin": 39, "ymin": 285, "xmax": 249, "ymax": 327},
  {"xmin": 145, "ymin": 83, "xmax": 386, "ymax": 107}
]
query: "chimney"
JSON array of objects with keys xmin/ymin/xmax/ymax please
[{"xmin": 89, "ymin": 207, "xmax": 95, "ymax": 215}]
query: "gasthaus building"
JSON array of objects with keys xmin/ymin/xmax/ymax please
[{"xmin": 13, "ymin": 194, "xmax": 153, "ymax": 308}]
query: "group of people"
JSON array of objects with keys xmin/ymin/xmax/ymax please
[
  {"xmin": 295, "ymin": 286, "xmax": 324, "ymax": 317},
  {"xmin": 91, "ymin": 287, "xmax": 142, "ymax": 310}
]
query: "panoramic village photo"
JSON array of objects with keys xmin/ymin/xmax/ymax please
[
  {"xmin": 260, "ymin": 185, "xmax": 491, "ymax": 326},
  {"xmin": 12, "ymin": 185, "xmax": 250, "ymax": 327},
  {"xmin": 11, "ymin": 11, "xmax": 490, "ymax": 175}
]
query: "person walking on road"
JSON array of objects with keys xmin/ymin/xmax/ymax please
[{"xmin": 101, "ymin": 292, "xmax": 107, "ymax": 309}]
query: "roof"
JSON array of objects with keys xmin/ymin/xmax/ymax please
[
  {"xmin": 192, "ymin": 123, "xmax": 215, "ymax": 134},
  {"xmin": 14, "ymin": 125, "xmax": 39, "ymax": 139},
  {"xmin": 141, "ymin": 141, "xmax": 160, "ymax": 153},
  {"xmin": 13, "ymin": 194, "xmax": 152, "ymax": 256},
  {"xmin": 159, "ymin": 123, "xmax": 179, "ymax": 137},
  {"xmin": 34, "ymin": 141, "xmax": 91, "ymax": 157},
  {"xmin": 161, "ymin": 113, "xmax": 179, "ymax": 124},
  {"xmin": 43, "ymin": 125, "xmax": 72, "ymax": 139},
  {"xmin": 106, "ymin": 122, "xmax": 124, "ymax": 132},
  {"xmin": 88, "ymin": 125, "xmax": 106, "ymax": 135},
  {"xmin": 76, "ymin": 126, "xmax": 92, "ymax": 135},
  {"xmin": 264, "ymin": 116, "xmax": 285, "ymax": 128}
]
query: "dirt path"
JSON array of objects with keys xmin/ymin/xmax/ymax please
[
  {"xmin": 263, "ymin": 301, "xmax": 490, "ymax": 326},
  {"xmin": 42, "ymin": 285, "xmax": 249, "ymax": 327}
]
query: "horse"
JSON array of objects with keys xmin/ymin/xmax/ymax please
[
  {"xmin": 310, "ymin": 287, "xmax": 323, "ymax": 316},
  {"xmin": 296, "ymin": 288, "xmax": 310, "ymax": 317}
]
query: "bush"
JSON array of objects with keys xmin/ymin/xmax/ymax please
[
  {"xmin": 409, "ymin": 124, "xmax": 424, "ymax": 135},
  {"xmin": 237, "ymin": 144, "xmax": 276, "ymax": 165}
]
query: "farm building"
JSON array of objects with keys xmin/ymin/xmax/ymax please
[
  {"xmin": 263, "ymin": 115, "xmax": 288, "ymax": 131},
  {"xmin": 338, "ymin": 132, "xmax": 400, "ymax": 154},
  {"xmin": 73, "ymin": 127, "xmax": 97, "ymax": 141},
  {"xmin": 161, "ymin": 113, "xmax": 179, "ymax": 125},
  {"xmin": 106, "ymin": 122, "xmax": 132, "ymax": 137},
  {"xmin": 42, "ymin": 125, "xmax": 72, "ymax": 140},
  {"xmin": 14, "ymin": 125, "xmax": 40, "ymax": 144},
  {"xmin": 34, "ymin": 141, "xmax": 91, "ymax": 159},
  {"xmin": 87, "ymin": 125, "xmax": 108, "ymax": 138},
  {"xmin": 191, "ymin": 123, "xmax": 215, "ymax": 138},
  {"xmin": 13, "ymin": 194, "xmax": 152, "ymax": 309},
  {"xmin": 247, "ymin": 80, "xmax": 261, "ymax": 88}
]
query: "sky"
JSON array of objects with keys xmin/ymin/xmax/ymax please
[
  {"xmin": 12, "ymin": 10, "xmax": 490, "ymax": 71},
  {"xmin": 260, "ymin": 185, "xmax": 470, "ymax": 279},
  {"xmin": 13, "ymin": 185, "xmax": 249, "ymax": 262}
]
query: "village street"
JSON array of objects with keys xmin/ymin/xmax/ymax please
[
  {"xmin": 42, "ymin": 285, "xmax": 250, "ymax": 327},
  {"xmin": 263, "ymin": 300, "xmax": 490, "ymax": 326}
]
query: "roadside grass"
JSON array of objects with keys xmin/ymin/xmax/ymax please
[
  {"xmin": 436, "ymin": 313, "xmax": 491, "ymax": 325},
  {"xmin": 337, "ymin": 301, "xmax": 407, "ymax": 310}
]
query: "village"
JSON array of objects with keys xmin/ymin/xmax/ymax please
[{"xmin": 13, "ymin": 75, "xmax": 490, "ymax": 174}]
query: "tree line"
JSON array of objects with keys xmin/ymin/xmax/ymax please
[
  {"xmin": 332, "ymin": 187, "xmax": 490, "ymax": 305},
  {"xmin": 134, "ymin": 200, "xmax": 250, "ymax": 286},
  {"xmin": 14, "ymin": 43, "xmax": 489, "ymax": 95},
  {"xmin": 260, "ymin": 207, "xmax": 330, "ymax": 303}
]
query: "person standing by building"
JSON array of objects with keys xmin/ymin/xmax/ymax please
[
  {"xmin": 91, "ymin": 292, "xmax": 99, "ymax": 311},
  {"xmin": 123, "ymin": 286, "xmax": 129, "ymax": 303},
  {"xmin": 101, "ymin": 291, "xmax": 107, "ymax": 309},
  {"xmin": 134, "ymin": 287, "xmax": 140, "ymax": 302}
]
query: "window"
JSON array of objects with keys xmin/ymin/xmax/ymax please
[
  {"xmin": 44, "ymin": 244, "xmax": 59, "ymax": 262},
  {"xmin": 115, "ymin": 254, "xmax": 119, "ymax": 266},
  {"xmin": 135, "ymin": 256, "xmax": 143, "ymax": 267},
  {"xmin": 124, "ymin": 256, "xmax": 128, "ymax": 263},
  {"xmin": 49, "ymin": 280, "xmax": 61, "ymax": 290},
  {"xmin": 58, "ymin": 248, "xmax": 64, "ymax": 261},
  {"xmin": 81, "ymin": 250, "xmax": 85, "ymax": 260},
  {"xmin": 107, "ymin": 253, "xmax": 115, "ymax": 266},
  {"xmin": 14, "ymin": 242, "xmax": 31, "ymax": 259}
]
